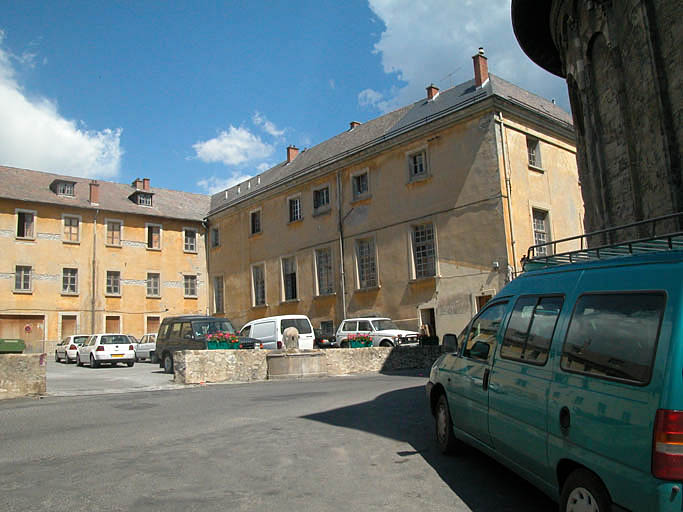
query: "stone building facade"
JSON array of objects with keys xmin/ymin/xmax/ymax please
[{"xmin": 512, "ymin": 0, "xmax": 682, "ymax": 240}]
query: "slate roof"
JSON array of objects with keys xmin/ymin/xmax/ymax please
[
  {"xmin": 0, "ymin": 166, "xmax": 210, "ymax": 221},
  {"xmin": 209, "ymin": 74, "xmax": 573, "ymax": 215}
]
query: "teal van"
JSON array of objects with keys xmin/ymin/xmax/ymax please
[{"xmin": 426, "ymin": 215, "xmax": 683, "ymax": 512}]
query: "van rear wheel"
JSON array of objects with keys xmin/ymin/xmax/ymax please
[
  {"xmin": 560, "ymin": 468, "xmax": 611, "ymax": 512},
  {"xmin": 435, "ymin": 394, "xmax": 458, "ymax": 454}
]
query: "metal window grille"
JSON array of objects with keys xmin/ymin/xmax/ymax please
[
  {"xmin": 316, "ymin": 248, "xmax": 334, "ymax": 294},
  {"xmin": 107, "ymin": 222, "xmax": 121, "ymax": 245},
  {"xmin": 413, "ymin": 224, "xmax": 436, "ymax": 278},
  {"xmin": 533, "ymin": 210, "xmax": 550, "ymax": 256},
  {"xmin": 289, "ymin": 198, "xmax": 301, "ymax": 222},
  {"xmin": 252, "ymin": 265, "xmax": 265, "ymax": 305},
  {"xmin": 356, "ymin": 239, "xmax": 377, "ymax": 288},
  {"xmin": 251, "ymin": 211, "xmax": 261, "ymax": 234},
  {"xmin": 17, "ymin": 212, "xmax": 34, "ymax": 238},
  {"xmin": 147, "ymin": 226, "xmax": 160, "ymax": 249},
  {"xmin": 314, "ymin": 187, "xmax": 329, "ymax": 209},
  {"xmin": 213, "ymin": 276, "xmax": 224, "ymax": 313},
  {"xmin": 184, "ymin": 275, "xmax": 197, "ymax": 297},
  {"xmin": 353, "ymin": 173, "xmax": 368, "ymax": 199},
  {"xmin": 410, "ymin": 152, "xmax": 425, "ymax": 177},
  {"xmin": 282, "ymin": 257, "xmax": 297, "ymax": 300},
  {"xmin": 147, "ymin": 273, "xmax": 160, "ymax": 296},
  {"xmin": 15, "ymin": 266, "xmax": 31, "ymax": 291},
  {"xmin": 184, "ymin": 230, "xmax": 196, "ymax": 252},
  {"xmin": 62, "ymin": 268, "xmax": 78, "ymax": 293},
  {"xmin": 64, "ymin": 216, "xmax": 79, "ymax": 242},
  {"xmin": 106, "ymin": 271, "xmax": 120, "ymax": 295}
]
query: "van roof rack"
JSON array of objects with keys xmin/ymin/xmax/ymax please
[{"xmin": 523, "ymin": 212, "xmax": 683, "ymax": 271}]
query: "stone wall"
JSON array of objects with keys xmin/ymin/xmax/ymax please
[
  {"xmin": 0, "ymin": 354, "xmax": 47, "ymax": 400},
  {"xmin": 325, "ymin": 346, "xmax": 443, "ymax": 376},
  {"xmin": 174, "ymin": 350, "xmax": 268, "ymax": 385}
]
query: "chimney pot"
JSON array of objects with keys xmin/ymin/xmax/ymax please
[
  {"xmin": 143, "ymin": 178, "xmax": 150, "ymax": 190},
  {"xmin": 286, "ymin": 145, "xmax": 299, "ymax": 163},
  {"xmin": 89, "ymin": 180, "xmax": 100, "ymax": 204},
  {"xmin": 426, "ymin": 84, "xmax": 440, "ymax": 100},
  {"xmin": 349, "ymin": 121, "xmax": 361, "ymax": 130},
  {"xmin": 472, "ymin": 47, "xmax": 489, "ymax": 87}
]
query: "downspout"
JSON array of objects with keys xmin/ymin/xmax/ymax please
[
  {"xmin": 336, "ymin": 171, "xmax": 347, "ymax": 321},
  {"xmin": 91, "ymin": 209, "xmax": 99, "ymax": 333},
  {"xmin": 496, "ymin": 112, "xmax": 519, "ymax": 279},
  {"xmin": 203, "ymin": 219, "xmax": 210, "ymax": 316}
]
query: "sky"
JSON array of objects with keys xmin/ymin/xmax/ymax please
[{"xmin": 0, "ymin": 0, "xmax": 569, "ymax": 196}]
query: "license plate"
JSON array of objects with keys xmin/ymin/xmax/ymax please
[{"xmin": 111, "ymin": 354, "xmax": 123, "ymax": 358}]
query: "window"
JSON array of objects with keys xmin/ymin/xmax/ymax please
[
  {"xmin": 136, "ymin": 192, "xmax": 153, "ymax": 206},
  {"xmin": 16, "ymin": 210, "xmax": 35, "ymax": 239},
  {"xmin": 532, "ymin": 209, "xmax": 551, "ymax": 256},
  {"xmin": 412, "ymin": 223, "xmax": 436, "ymax": 278},
  {"xmin": 356, "ymin": 238, "xmax": 378, "ymax": 289},
  {"xmin": 561, "ymin": 293, "xmax": 666, "ymax": 384},
  {"xmin": 501, "ymin": 296, "xmax": 563, "ymax": 365},
  {"xmin": 62, "ymin": 268, "xmax": 78, "ymax": 294},
  {"xmin": 213, "ymin": 276, "xmax": 224, "ymax": 313},
  {"xmin": 63, "ymin": 215, "xmax": 80, "ymax": 243},
  {"xmin": 147, "ymin": 224, "xmax": 161, "ymax": 250},
  {"xmin": 252, "ymin": 264, "xmax": 265, "ymax": 306},
  {"xmin": 280, "ymin": 318, "xmax": 312, "ymax": 334},
  {"xmin": 527, "ymin": 136, "xmax": 542, "ymax": 168},
  {"xmin": 408, "ymin": 150, "xmax": 427, "ymax": 180},
  {"xmin": 289, "ymin": 197, "xmax": 302, "ymax": 222},
  {"xmin": 352, "ymin": 171, "xmax": 369, "ymax": 200},
  {"xmin": 211, "ymin": 228, "xmax": 220, "ymax": 248},
  {"xmin": 146, "ymin": 273, "xmax": 160, "ymax": 297},
  {"xmin": 342, "ymin": 321, "xmax": 357, "ymax": 331},
  {"xmin": 463, "ymin": 301, "xmax": 508, "ymax": 361},
  {"xmin": 282, "ymin": 256, "xmax": 297, "ymax": 301},
  {"xmin": 313, "ymin": 186, "xmax": 330, "ymax": 212},
  {"xmin": 57, "ymin": 182, "xmax": 75, "ymax": 196},
  {"xmin": 315, "ymin": 247, "xmax": 334, "ymax": 295},
  {"xmin": 14, "ymin": 265, "xmax": 32, "ymax": 292},
  {"xmin": 250, "ymin": 210, "xmax": 261, "ymax": 235},
  {"xmin": 320, "ymin": 320, "xmax": 334, "ymax": 334},
  {"xmin": 106, "ymin": 271, "xmax": 120, "ymax": 295},
  {"xmin": 184, "ymin": 275, "xmax": 197, "ymax": 298},
  {"xmin": 357, "ymin": 320, "xmax": 372, "ymax": 331},
  {"xmin": 106, "ymin": 220, "xmax": 122, "ymax": 246},
  {"xmin": 184, "ymin": 229, "xmax": 197, "ymax": 253}
]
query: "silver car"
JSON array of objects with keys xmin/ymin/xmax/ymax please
[
  {"xmin": 136, "ymin": 333, "xmax": 157, "ymax": 362},
  {"xmin": 55, "ymin": 335, "xmax": 90, "ymax": 363}
]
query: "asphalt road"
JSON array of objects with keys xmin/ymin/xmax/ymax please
[{"xmin": 1, "ymin": 370, "xmax": 556, "ymax": 512}]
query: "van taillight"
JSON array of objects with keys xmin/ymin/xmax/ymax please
[
  {"xmin": 96, "ymin": 346, "xmax": 104, "ymax": 351},
  {"xmin": 69, "ymin": 345, "xmax": 77, "ymax": 350},
  {"xmin": 653, "ymin": 409, "xmax": 683, "ymax": 480},
  {"xmin": 277, "ymin": 341, "xmax": 282, "ymax": 349}
]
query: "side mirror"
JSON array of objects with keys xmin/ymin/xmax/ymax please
[
  {"xmin": 470, "ymin": 341, "xmax": 490, "ymax": 360},
  {"xmin": 443, "ymin": 333, "xmax": 458, "ymax": 352}
]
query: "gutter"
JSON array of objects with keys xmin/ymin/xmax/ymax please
[{"xmin": 91, "ymin": 208, "xmax": 99, "ymax": 333}]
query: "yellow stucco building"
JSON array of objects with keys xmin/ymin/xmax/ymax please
[
  {"xmin": 206, "ymin": 52, "xmax": 584, "ymax": 338},
  {"xmin": 0, "ymin": 167, "xmax": 209, "ymax": 352}
]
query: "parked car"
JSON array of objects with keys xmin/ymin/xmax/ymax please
[
  {"xmin": 127, "ymin": 334, "xmax": 139, "ymax": 355},
  {"xmin": 313, "ymin": 327, "xmax": 337, "ymax": 349},
  {"xmin": 156, "ymin": 315, "xmax": 256, "ymax": 374},
  {"xmin": 336, "ymin": 317, "xmax": 419, "ymax": 348},
  {"xmin": 136, "ymin": 333, "xmax": 157, "ymax": 362},
  {"xmin": 76, "ymin": 334, "xmax": 136, "ymax": 368},
  {"xmin": 426, "ymin": 218, "xmax": 683, "ymax": 512},
  {"xmin": 239, "ymin": 315, "xmax": 315, "ymax": 350},
  {"xmin": 55, "ymin": 335, "xmax": 89, "ymax": 363}
]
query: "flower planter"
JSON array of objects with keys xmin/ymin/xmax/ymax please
[
  {"xmin": 350, "ymin": 340, "xmax": 372, "ymax": 348},
  {"xmin": 207, "ymin": 341, "xmax": 240, "ymax": 350}
]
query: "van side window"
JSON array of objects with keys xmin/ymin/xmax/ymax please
[
  {"xmin": 561, "ymin": 293, "xmax": 666, "ymax": 385},
  {"xmin": 501, "ymin": 295, "xmax": 563, "ymax": 365},
  {"xmin": 240, "ymin": 325, "xmax": 251, "ymax": 337},
  {"xmin": 158, "ymin": 324, "xmax": 171, "ymax": 340},
  {"xmin": 180, "ymin": 323, "xmax": 193, "ymax": 339},
  {"xmin": 463, "ymin": 301, "xmax": 507, "ymax": 361}
]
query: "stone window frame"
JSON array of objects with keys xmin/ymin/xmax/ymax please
[
  {"xmin": 105, "ymin": 269, "xmax": 122, "ymax": 297},
  {"xmin": 251, "ymin": 262, "xmax": 267, "ymax": 307},
  {"xmin": 312, "ymin": 184, "xmax": 332, "ymax": 216},
  {"xmin": 105, "ymin": 218, "xmax": 124, "ymax": 247},
  {"xmin": 529, "ymin": 203, "xmax": 553, "ymax": 257},
  {"xmin": 61, "ymin": 266, "xmax": 79, "ymax": 296},
  {"xmin": 102, "ymin": 314, "xmax": 123, "ymax": 334},
  {"xmin": 57, "ymin": 311, "xmax": 80, "ymax": 340},
  {"xmin": 354, "ymin": 236, "xmax": 380, "ymax": 290},
  {"xmin": 62, "ymin": 213, "xmax": 82, "ymax": 244},
  {"xmin": 280, "ymin": 254, "xmax": 299, "ymax": 302},
  {"xmin": 145, "ymin": 223, "xmax": 163, "ymax": 251},
  {"xmin": 406, "ymin": 146, "xmax": 430, "ymax": 183},
  {"xmin": 15, "ymin": 208, "xmax": 37, "ymax": 240},
  {"xmin": 250, "ymin": 208, "xmax": 262, "ymax": 236},
  {"xmin": 288, "ymin": 194, "xmax": 303, "ymax": 224},
  {"xmin": 351, "ymin": 168, "xmax": 371, "ymax": 202},
  {"xmin": 146, "ymin": 271, "xmax": 161, "ymax": 298},
  {"xmin": 409, "ymin": 221, "xmax": 438, "ymax": 280},
  {"xmin": 314, "ymin": 245, "xmax": 335, "ymax": 296},
  {"xmin": 183, "ymin": 227, "xmax": 198, "ymax": 254},
  {"xmin": 183, "ymin": 274, "xmax": 198, "ymax": 299},
  {"xmin": 14, "ymin": 264, "xmax": 33, "ymax": 294}
]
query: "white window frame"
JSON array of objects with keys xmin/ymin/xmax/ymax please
[
  {"xmin": 145, "ymin": 223, "xmax": 163, "ymax": 251},
  {"xmin": 250, "ymin": 208, "xmax": 262, "ymax": 235},
  {"xmin": 406, "ymin": 147, "xmax": 429, "ymax": 182},
  {"xmin": 314, "ymin": 246, "xmax": 335, "ymax": 296},
  {"xmin": 280, "ymin": 255, "xmax": 299, "ymax": 302},
  {"xmin": 212, "ymin": 274, "xmax": 224, "ymax": 313},
  {"xmin": 105, "ymin": 218, "xmax": 123, "ymax": 247},
  {"xmin": 146, "ymin": 272, "xmax": 161, "ymax": 298},
  {"xmin": 288, "ymin": 194, "xmax": 302, "ymax": 223},
  {"xmin": 526, "ymin": 136, "xmax": 543, "ymax": 170},
  {"xmin": 105, "ymin": 270, "xmax": 122, "ymax": 297},
  {"xmin": 62, "ymin": 213, "xmax": 82, "ymax": 244},
  {"xmin": 136, "ymin": 192, "xmax": 153, "ymax": 206},
  {"xmin": 56, "ymin": 182, "xmax": 75, "ymax": 197},
  {"xmin": 354, "ymin": 236, "xmax": 379, "ymax": 290},
  {"xmin": 61, "ymin": 266, "xmax": 79, "ymax": 295},
  {"xmin": 15, "ymin": 208, "xmax": 37, "ymax": 240},
  {"xmin": 183, "ymin": 274, "xmax": 198, "ymax": 298},
  {"xmin": 14, "ymin": 264, "xmax": 33, "ymax": 293},
  {"xmin": 183, "ymin": 227, "xmax": 198, "ymax": 253},
  {"xmin": 530, "ymin": 206, "xmax": 553, "ymax": 256},
  {"xmin": 251, "ymin": 262, "xmax": 267, "ymax": 307},
  {"xmin": 410, "ymin": 222, "xmax": 438, "ymax": 279},
  {"xmin": 313, "ymin": 184, "xmax": 331, "ymax": 215},
  {"xmin": 351, "ymin": 168, "xmax": 371, "ymax": 202}
]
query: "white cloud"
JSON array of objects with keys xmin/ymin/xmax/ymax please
[
  {"xmin": 0, "ymin": 31, "xmax": 122, "ymax": 178},
  {"xmin": 364, "ymin": 0, "xmax": 569, "ymax": 112},
  {"xmin": 196, "ymin": 173, "xmax": 255, "ymax": 194},
  {"xmin": 192, "ymin": 125, "xmax": 274, "ymax": 166},
  {"xmin": 252, "ymin": 112, "xmax": 285, "ymax": 137}
]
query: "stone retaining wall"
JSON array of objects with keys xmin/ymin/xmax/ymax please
[
  {"xmin": 174, "ymin": 350, "xmax": 268, "ymax": 385},
  {"xmin": 325, "ymin": 346, "xmax": 443, "ymax": 376},
  {"xmin": 0, "ymin": 354, "xmax": 47, "ymax": 400}
]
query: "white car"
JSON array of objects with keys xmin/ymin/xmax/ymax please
[
  {"xmin": 335, "ymin": 317, "xmax": 420, "ymax": 348},
  {"xmin": 55, "ymin": 335, "xmax": 90, "ymax": 363},
  {"xmin": 136, "ymin": 333, "xmax": 157, "ymax": 361},
  {"xmin": 239, "ymin": 315, "xmax": 315, "ymax": 349},
  {"xmin": 76, "ymin": 333, "xmax": 136, "ymax": 368}
]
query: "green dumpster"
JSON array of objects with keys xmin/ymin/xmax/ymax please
[{"xmin": 0, "ymin": 339, "xmax": 26, "ymax": 354}]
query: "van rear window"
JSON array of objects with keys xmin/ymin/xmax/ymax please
[
  {"xmin": 280, "ymin": 318, "xmax": 312, "ymax": 334},
  {"xmin": 561, "ymin": 293, "xmax": 666, "ymax": 385}
]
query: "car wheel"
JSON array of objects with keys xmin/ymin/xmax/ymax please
[
  {"xmin": 90, "ymin": 354, "xmax": 99, "ymax": 368},
  {"xmin": 77, "ymin": 354, "xmax": 83, "ymax": 367},
  {"xmin": 379, "ymin": 340, "xmax": 393, "ymax": 347},
  {"xmin": 340, "ymin": 340, "xmax": 349, "ymax": 349},
  {"xmin": 127, "ymin": 361, "xmax": 134, "ymax": 367},
  {"xmin": 163, "ymin": 353, "xmax": 174, "ymax": 374},
  {"xmin": 55, "ymin": 351, "xmax": 60, "ymax": 363},
  {"xmin": 435, "ymin": 394, "xmax": 459, "ymax": 454},
  {"xmin": 560, "ymin": 469, "xmax": 611, "ymax": 512}
]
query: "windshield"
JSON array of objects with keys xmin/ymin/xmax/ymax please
[
  {"xmin": 372, "ymin": 319, "xmax": 398, "ymax": 331},
  {"xmin": 192, "ymin": 319, "xmax": 236, "ymax": 338},
  {"xmin": 100, "ymin": 335, "xmax": 130, "ymax": 345},
  {"xmin": 280, "ymin": 318, "xmax": 312, "ymax": 334}
]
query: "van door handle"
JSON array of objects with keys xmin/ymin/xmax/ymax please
[
  {"xmin": 483, "ymin": 369, "xmax": 490, "ymax": 391},
  {"xmin": 560, "ymin": 406, "xmax": 571, "ymax": 432}
]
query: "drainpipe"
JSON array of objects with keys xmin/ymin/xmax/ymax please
[
  {"xmin": 496, "ymin": 112, "xmax": 519, "ymax": 278},
  {"xmin": 91, "ymin": 209, "xmax": 99, "ymax": 333},
  {"xmin": 336, "ymin": 171, "xmax": 347, "ymax": 321},
  {"xmin": 203, "ymin": 219, "xmax": 210, "ymax": 316}
]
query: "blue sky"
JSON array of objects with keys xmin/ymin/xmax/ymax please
[{"xmin": 0, "ymin": 0, "xmax": 569, "ymax": 195}]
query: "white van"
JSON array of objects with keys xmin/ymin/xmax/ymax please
[{"xmin": 239, "ymin": 315, "xmax": 315, "ymax": 350}]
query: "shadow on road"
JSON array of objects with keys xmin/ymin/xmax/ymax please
[{"xmin": 303, "ymin": 384, "xmax": 556, "ymax": 512}]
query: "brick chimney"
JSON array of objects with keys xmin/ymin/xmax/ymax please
[
  {"xmin": 426, "ymin": 84, "xmax": 439, "ymax": 100},
  {"xmin": 349, "ymin": 121, "xmax": 361, "ymax": 130},
  {"xmin": 286, "ymin": 145, "xmax": 299, "ymax": 163},
  {"xmin": 132, "ymin": 178, "xmax": 143, "ymax": 190},
  {"xmin": 473, "ymin": 47, "xmax": 489, "ymax": 87},
  {"xmin": 89, "ymin": 180, "xmax": 100, "ymax": 204},
  {"xmin": 143, "ymin": 178, "xmax": 150, "ymax": 191}
]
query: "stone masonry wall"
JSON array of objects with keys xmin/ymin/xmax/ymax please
[
  {"xmin": 325, "ymin": 346, "xmax": 444, "ymax": 376},
  {"xmin": 0, "ymin": 354, "xmax": 47, "ymax": 400},
  {"xmin": 174, "ymin": 350, "xmax": 268, "ymax": 385}
]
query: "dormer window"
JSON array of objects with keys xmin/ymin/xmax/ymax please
[
  {"xmin": 137, "ymin": 193, "xmax": 152, "ymax": 206},
  {"xmin": 51, "ymin": 180, "xmax": 76, "ymax": 197}
]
